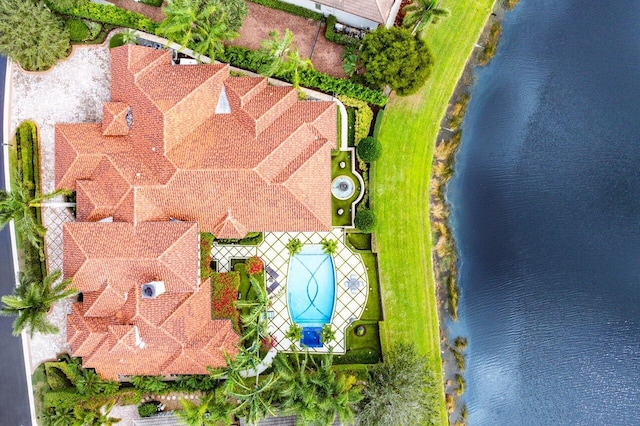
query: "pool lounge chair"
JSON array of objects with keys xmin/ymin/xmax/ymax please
[{"xmin": 265, "ymin": 265, "xmax": 280, "ymax": 280}]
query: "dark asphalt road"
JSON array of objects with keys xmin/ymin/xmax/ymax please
[{"xmin": 0, "ymin": 55, "xmax": 33, "ymax": 426}]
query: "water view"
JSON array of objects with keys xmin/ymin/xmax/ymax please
[{"xmin": 448, "ymin": 1, "xmax": 640, "ymax": 424}]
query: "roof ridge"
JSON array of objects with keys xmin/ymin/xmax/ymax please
[{"xmin": 157, "ymin": 222, "xmax": 199, "ymax": 289}]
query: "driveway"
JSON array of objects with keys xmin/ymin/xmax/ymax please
[{"xmin": 0, "ymin": 55, "xmax": 33, "ymax": 426}]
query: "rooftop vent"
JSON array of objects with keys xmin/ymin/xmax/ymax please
[
  {"xmin": 141, "ymin": 281, "xmax": 166, "ymax": 299},
  {"xmin": 126, "ymin": 107, "xmax": 133, "ymax": 128}
]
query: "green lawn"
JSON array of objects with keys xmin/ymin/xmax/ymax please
[{"xmin": 373, "ymin": 0, "xmax": 496, "ymax": 424}]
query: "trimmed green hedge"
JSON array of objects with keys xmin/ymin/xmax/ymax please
[
  {"xmin": 13, "ymin": 121, "xmax": 45, "ymax": 278},
  {"xmin": 219, "ymin": 46, "xmax": 387, "ymax": 106},
  {"xmin": 44, "ymin": 0, "xmax": 159, "ymax": 33},
  {"xmin": 66, "ymin": 18, "xmax": 89, "ymax": 42},
  {"xmin": 338, "ymin": 95, "xmax": 374, "ymax": 143},
  {"xmin": 248, "ymin": 0, "xmax": 323, "ymax": 20},
  {"xmin": 138, "ymin": 402, "xmax": 159, "ymax": 417},
  {"xmin": 355, "ymin": 208, "xmax": 376, "ymax": 233},
  {"xmin": 140, "ymin": 0, "xmax": 163, "ymax": 6},
  {"xmin": 357, "ymin": 136, "xmax": 382, "ymax": 162},
  {"xmin": 325, "ymin": 15, "xmax": 359, "ymax": 46}
]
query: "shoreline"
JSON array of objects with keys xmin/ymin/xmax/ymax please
[{"xmin": 429, "ymin": 1, "xmax": 516, "ymax": 424}]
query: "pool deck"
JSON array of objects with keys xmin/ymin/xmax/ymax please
[{"xmin": 211, "ymin": 228, "xmax": 369, "ymax": 353}]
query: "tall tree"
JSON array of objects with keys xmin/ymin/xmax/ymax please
[
  {"xmin": 357, "ymin": 344, "xmax": 442, "ymax": 426},
  {"xmin": 273, "ymin": 349, "xmax": 362, "ymax": 425},
  {"xmin": 0, "ymin": 0, "xmax": 70, "ymax": 71},
  {"xmin": 0, "ymin": 270, "xmax": 75, "ymax": 337},
  {"xmin": 158, "ymin": 0, "xmax": 247, "ymax": 61},
  {"xmin": 360, "ymin": 27, "xmax": 434, "ymax": 95},
  {"xmin": 402, "ymin": 0, "xmax": 449, "ymax": 34},
  {"xmin": 258, "ymin": 29, "xmax": 313, "ymax": 89},
  {"xmin": 0, "ymin": 169, "xmax": 69, "ymax": 257}
]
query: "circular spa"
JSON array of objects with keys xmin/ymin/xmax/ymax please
[{"xmin": 331, "ymin": 176, "xmax": 355, "ymax": 200}]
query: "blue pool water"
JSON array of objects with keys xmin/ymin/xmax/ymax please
[{"xmin": 287, "ymin": 245, "xmax": 336, "ymax": 329}]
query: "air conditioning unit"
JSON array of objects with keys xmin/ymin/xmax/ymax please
[{"xmin": 141, "ymin": 281, "xmax": 166, "ymax": 299}]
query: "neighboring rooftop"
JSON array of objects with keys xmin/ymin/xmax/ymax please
[{"xmin": 315, "ymin": 0, "xmax": 397, "ymax": 24}]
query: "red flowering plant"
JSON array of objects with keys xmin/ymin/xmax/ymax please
[
  {"xmin": 211, "ymin": 272, "xmax": 240, "ymax": 329},
  {"xmin": 261, "ymin": 334, "xmax": 277, "ymax": 352},
  {"xmin": 245, "ymin": 256, "xmax": 264, "ymax": 276}
]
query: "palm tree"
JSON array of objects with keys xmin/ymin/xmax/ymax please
[
  {"xmin": 176, "ymin": 392, "xmax": 234, "ymax": 426},
  {"xmin": 73, "ymin": 403, "xmax": 120, "ymax": 426},
  {"xmin": 321, "ymin": 324, "xmax": 335, "ymax": 344},
  {"xmin": 285, "ymin": 238, "xmax": 303, "ymax": 256},
  {"xmin": 273, "ymin": 349, "xmax": 362, "ymax": 425},
  {"xmin": 227, "ymin": 372, "xmax": 278, "ymax": 425},
  {"xmin": 258, "ymin": 30, "xmax": 313, "ymax": 89},
  {"xmin": 0, "ymin": 270, "xmax": 75, "ymax": 337},
  {"xmin": 0, "ymin": 169, "xmax": 69, "ymax": 257},
  {"xmin": 158, "ymin": 0, "xmax": 246, "ymax": 61},
  {"xmin": 285, "ymin": 323, "xmax": 302, "ymax": 343},
  {"xmin": 120, "ymin": 29, "xmax": 139, "ymax": 45},
  {"xmin": 402, "ymin": 0, "xmax": 449, "ymax": 35},
  {"xmin": 41, "ymin": 406, "xmax": 75, "ymax": 426},
  {"xmin": 321, "ymin": 238, "xmax": 338, "ymax": 255}
]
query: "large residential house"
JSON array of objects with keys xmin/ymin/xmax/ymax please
[
  {"xmin": 282, "ymin": 0, "xmax": 403, "ymax": 29},
  {"xmin": 57, "ymin": 45, "xmax": 336, "ymax": 379}
]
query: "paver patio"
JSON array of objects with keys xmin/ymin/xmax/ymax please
[
  {"xmin": 211, "ymin": 228, "xmax": 369, "ymax": 354},
  {"xmin": 229, "ymin": 2, "xmax": 347, "ymax": 78}
]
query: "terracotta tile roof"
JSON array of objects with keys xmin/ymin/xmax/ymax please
[
  {"xmin": 56, "ymin": 45, "xmax": 339, "ymax": 378},
  {"xmin": 102, "ymin": 102, "xmax": 130, "ymax": 136},
  {"xmin": 55, "ymin": 45, "xmax": 336, "ymax": 238}
]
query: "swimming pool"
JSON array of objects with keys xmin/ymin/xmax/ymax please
[{"xmin": 287, "ymin": 245, "xmax": 336, "ymax": 333}]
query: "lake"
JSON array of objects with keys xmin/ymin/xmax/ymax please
[{"xmin": 447, "ymin": 1, "xmax": 640, "ymax": 424}]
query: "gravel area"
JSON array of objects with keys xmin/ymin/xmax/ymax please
[
  {"xmin": 10, "ymin": 44, "xmax": 112, "ymax": 371},
  {"xmin": 10, "ymin": 44, "xmax": 111, "ymax": 195}
]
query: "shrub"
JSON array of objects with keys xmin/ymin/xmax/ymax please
[
  {"xmin": 211, "ymin": 272, "xmax": 240, "ymax": 325},
  {"xmin": 356, "ymin": 137, "xmax": 382, "ymax": 162},
  {"xmin": 360, "ymin": 26, "xmax": 433, "ymax": 95},
  {"xmin": 248, "ymin": 0, "xmax": 323, "ymax": 20},
  {"xmin": 200, "ymin": 232, "xmax": 215, "ymax": 279},
  {"xmin": 66, "ymin": 18, "xmax": 89, "ymax": 41},
  {"xmin": 43, "ymin": 389, "xmax": 82, "ymax": 410},
  {"xmin": 174, "ymin": 375, "xmax": 218, "ymax": 391},
  {"xmin": 140, "ymin": 0, "xmax": 163, "ymax": 6},
  {"xmin": 45, "ymin": 365, "xmax": 73, "ymax": 390},
  {"xmin": 44, "ymin": 0, "xmax": 159, "ymax": 33},
  {"xmin": 245, "ymin": 256, "xmax": 264, "ymax": 275},
  {"xmin": 138, "ymin": 402, "xmax": 159, "ymax": 417},
  {"xmin": 109, "ymin": 33, "xmax": 126, "ymax": 48},
  {"xmin": 131, "ymin": 376, "xmax": 168, "ymax": 393},
  {"xmin": 338, "ymin": 96, "xmax": 373, "ymax": 143},
  {"xmin": 219, "ymin": 46, "xmax": 387, "ymax": 106},
  {"xmin": 354, "ymin": 208, "xmax": 376, "ymax": 233},
  {"xmin": 325, "ymin": 15, "xmax": 359, "ymax": 46}
]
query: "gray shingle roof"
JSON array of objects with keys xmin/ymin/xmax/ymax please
[{"xmin": 318, "ymin": 0, "xmax": 396, "ymax": 24}]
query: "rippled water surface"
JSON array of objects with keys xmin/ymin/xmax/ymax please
[{"xmin": 447, "ymin": 1, "xmax": 640, "ymax": 424}]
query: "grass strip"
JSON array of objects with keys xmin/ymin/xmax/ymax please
[{"xmin": 373, "ymin": 0, "xmax": 496, "ymax": 424}]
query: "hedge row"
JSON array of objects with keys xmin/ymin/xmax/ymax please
[
  {"xmin": 337, "ymin": 95, "xmax": 374, "ymax": 143},
  {"xmin": 44, "ymin": 0, "xmax": 159, "ymax": 33},
  {"xmin": 13, "ymin": 121, "xmax": 45, "ymax": 278},
  {"xmin": 325, "ymin": 15, "xmax": 359, "ymax": 46},
  {"xmin": 220, "ymin": 46, "xmax": 387, "ymax": 106},
  {"xmin": 248, "ymin": 0, "xmax": 323, "ymax": 21}
]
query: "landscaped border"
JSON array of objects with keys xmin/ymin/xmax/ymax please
[{"xmin": 373, "ymin": 0, "xmax": 496, "ymax": 424}]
